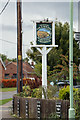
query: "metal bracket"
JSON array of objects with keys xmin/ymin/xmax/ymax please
[{"xmin": 69, "ymin": 60, "xmax": 73, "ymax": 67}]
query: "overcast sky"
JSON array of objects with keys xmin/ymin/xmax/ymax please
[{"xmin": 0, "ymin": 1, "xmax": 79, "ymax": 59}]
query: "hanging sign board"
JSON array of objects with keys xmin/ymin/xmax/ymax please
[
  {"xmin": 36, "ymin": 22, "xmax": 53, "ymax": 45},
  {"xmin": 75, "ymin": 32, "xmax": 80, "ymax": 41}
]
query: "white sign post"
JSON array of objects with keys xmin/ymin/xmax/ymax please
[{"xmin": 31, "ymin": 20, "xmax": 58, "ymax": 98}]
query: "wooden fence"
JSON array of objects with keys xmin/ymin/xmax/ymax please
[{"xmin": 13, "ymin": 96, "xmax": 70, "ymax": 119}]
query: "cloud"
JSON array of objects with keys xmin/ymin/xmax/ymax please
[
  {"xmin": 1, "ymin": 24, "xmax": 16, "ymax": 32},
  {"xmin": 22, "ymin": 22, "xmax": 33, "ymax": 30},
  {"xmin": 0, "ymin": 1, "xmax": 79, "ymax": 58},
  {"xmin": 22, "ymin": 2, "xmax": 77, "ymax": 22},
  {"xmin": 1, "ymin": 0, "xmax": 80, "ymax": 2}
]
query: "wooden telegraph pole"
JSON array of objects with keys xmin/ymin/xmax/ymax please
[{"xmin": 17, "ymin": 0, "xmax": 23, "ymax": 93}]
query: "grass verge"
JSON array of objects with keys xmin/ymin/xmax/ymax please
[
  {"xmin": 0, "ymin": 87, "xmax": 17, "ymax": 92},
  {"xmin": 0, "ymin": 98, "xmax": 12, "ymax": 105}
]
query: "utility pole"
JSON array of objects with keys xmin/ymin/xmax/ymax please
[
  {"xmin": 69, "ymin": 0, "xmax": 75, "ymax": 118},
  {"xmin": 17, "ymin": 0, "xmax": 23, "ymax": 93}
]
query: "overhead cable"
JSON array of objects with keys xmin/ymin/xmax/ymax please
[
  {"xmin": 0, "ymin": 39, "xmax": 29, "ymax": 46},
  {"xmin": 0, "ymin": 0, "xmax": 10, "ymax": 15}
]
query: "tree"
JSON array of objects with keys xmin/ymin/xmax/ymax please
[
  {"xmin": 50, "ymin": 54, "xmax": 78, "ymax": 85},
  {"xmin": 0, "ymin": 54, "xmax": 7, "ymax": 62},
  {"xmin": 34, "ymin": 62, "xmax": 50, "ymax": 78},
  {"xmin": 26, "ymin": 21, "xmax": 78, "ymax": 68},
  {"xmin": 26, "ymin": 48, "xmax": 42, "ymax": 63},
  {"xmin": 26, "ymin": 21, "xmax": 79, "ymax": 82},
  {"xmin": 34, "ymin": 62, "xmax": 42, "ymax": 77}
]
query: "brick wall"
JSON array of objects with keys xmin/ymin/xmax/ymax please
[{"xmin": 0, "ymin": 61, "xmax": 5, "ymax": 80}]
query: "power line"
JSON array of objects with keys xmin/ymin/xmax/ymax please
[
  {"xmin": 0, "ymin": 39, "xmax": 29, "ymax": 46},
  {"xmin": 0, "ymin": 0, "xmax": 10, "ymax": 15},
  {"xmin": 0, "ymin": 38, "xmax": 16, "ymax": 45}
]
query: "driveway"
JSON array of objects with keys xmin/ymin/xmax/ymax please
[{"xmin": 0, "ymin": 91, "xmax": 17, "ymax": 100}]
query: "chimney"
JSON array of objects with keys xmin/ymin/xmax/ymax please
[{"xmin": 31, "ymin": 61, "xmax": 34, "ymax": 66}]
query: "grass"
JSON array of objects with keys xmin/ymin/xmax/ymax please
[
  {"xmin": 0, "ymin": 98, "xmax": 12, "ymax": 105},
  {"xmin": 0, "ymin": 87, "xmax": 17, "ymax": 92}
]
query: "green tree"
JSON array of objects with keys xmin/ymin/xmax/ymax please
[
  {"xmin": 0, "ymin": 54, "xmax": 7, "ymax": 62},
  {"xmin": 27, "ymin": 21, "xmax": 78, "ymax": 67},
  {"xmin": 51, "ymin": 54, "xmax": 78, "ymax": 84},
  {"xmin": 27, "ymin": 21, "xmax": 79, "ymax": 81},
  {"xmin": 34, "ymin": 62, "xmax": 50, "ymax": 77},
  {"xmin": 34, "ymin": 62, "xmax": 42, "ymax": 77},
  {"xmin": 48, "ymin": 48, "xmax": 63, "ymax": 71}
]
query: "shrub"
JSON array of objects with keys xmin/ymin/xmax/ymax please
[
  {"xmin": 0, "ymin": 78, "xmax": 36, "ymax": 88},
  {"xmin": 17, "ymin": 86, "xmax": 32, "ymax": 97},
  {"xmin": 23, "ymin": 85, "xmax": 32, "ymax": 97},
  {"xmin": 59, "ymin": 86, "xmax": 78, "ymax": 100},
  {"xmin": 1, "ymin": 79, "xmax": 17, "ymax": 88},
  {"xmin": 74, "ymin": 89, "xmax": 80, "ymax": 118},
  {"xmin": 31, "ymin": 86, "xmax": 53, "ymax": 99},
  {"xmin": 48, "ymin": 85, "xmax": 58, "ymax": 97},
  {"xmin": 31, "ymin": 87, "xmax": 42, "ymax": 98}
]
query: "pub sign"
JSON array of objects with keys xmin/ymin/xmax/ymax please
[{"xmin": 36, "ymin": 22, "xmax": 52, "ymax": 45}]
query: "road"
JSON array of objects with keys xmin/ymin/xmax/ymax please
[{"xmin": 0, "ymin": 91, "xmax": 17, "ymax": 100}]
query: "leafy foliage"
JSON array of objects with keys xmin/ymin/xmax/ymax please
[
  {"xmin": 26, "ymin": 21, "xmax": 78, "ymax": 74},
  {"xmin": 34, "ymin": 62, "xmax": 50, "ymax": 77},
  {"xmin": 31, "ymin": 85, "xmax": 58, "ymax": 99},
  {"xmin": 52, "ymin": 54, "xmax": 78, "ymax": 81},
  {"xmin": 18, "ymin": 85, "xmax": 58, "ymax": 99},
  {"xmin": 74, "ymin": 89, "xmax": 80, "ymax": 118},
  {"xmin": 34, "ymin": 62, "xmax": 42, "ymax": 77},
  {"xmin": 31, "ymin": 86, "xmax": 53, "ymax": 99},
  {"xmin": 0, "ymin": 54, "xmax": 7, "ymax": 62},
  {"xmin": 31, "ymin": 87, "xmax": 42, "ymax": 98},
  {"xmin": 59, "ymin": 86, "xmax": 78, "ymax": 100}
]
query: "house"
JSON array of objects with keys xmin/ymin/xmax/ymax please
[
  {"xmin": 0, "ymin": 57, "xmax": 6, "ymax": 80},
  {"xmin": 4, "ymin": 61, "xmax": 36, "ymax": 79}
]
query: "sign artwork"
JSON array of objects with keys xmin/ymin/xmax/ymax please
[{"xmin": 36, "ymin": 23, "xmax": 52, "ymax": 45}]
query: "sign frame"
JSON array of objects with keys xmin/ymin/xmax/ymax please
[
  {"xmin": 33, "ymin": 20, "xmax": 55, "ymax": 46},
  {"xmin": 75, "ymin": 32, "xmax": 80, "ymax": 41}
]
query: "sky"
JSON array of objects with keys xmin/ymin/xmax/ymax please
[{"xmin": 0, "ymin": 0, "xmax": 79, "ymax": 59}]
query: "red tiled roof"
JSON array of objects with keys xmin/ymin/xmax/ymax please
[{"xmin": 5, "ymin": 62, "xmax": 34, "ymax": 74}]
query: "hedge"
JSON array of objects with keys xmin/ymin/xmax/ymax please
[{"xmin": 0, "ymin": 78, "xmax": 42, "ymax": 88}]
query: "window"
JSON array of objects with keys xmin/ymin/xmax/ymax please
[
  {"xmin": 13, "ymin": 74, "xmax": 17, "ymax": 78},
  {"xmin": 5, "ymin": 74, "xmax": 9, "ymax": 79}
]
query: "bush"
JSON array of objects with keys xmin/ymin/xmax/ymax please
[
  {"xmin": 18, "ymin": 85, "xmax": 58, "ymax": 99},
  {"xmin": 31, "ymin": 86, "xmax": 53, "ymax": 99},
  {"xmin": 31, "ymin": 87, "xmax": 42, "ymax": 98},
  {"xmin": 74, "ymin": 89, "xmax": 80, "ymax": 118},
  {"xmin": 0, "ymin": 78, "xmax": 38, "ymax": 88},
  {"xmin": 1, "ymin": 79, "xmax": 17, "ymax": 88},
  {"xmin": 59, "ymin": 86, "xmax": 78, "ymax": 100},
  {"xmin": 23, "ymin": 85, "xmax": 32, "ymax": 97},
  {"xmin": 17, "ymin": 86, "xmax": 32, "ymax": 97},
  {"xmin": 48, "ymin": 85, "xmax": 58, "ymax": 97}
]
